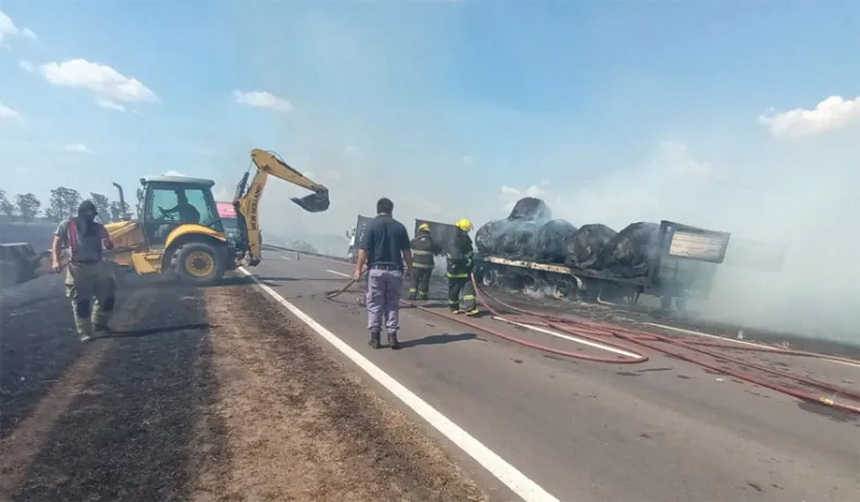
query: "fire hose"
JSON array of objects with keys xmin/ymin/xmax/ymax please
[
  {"xmin": 325, "ymin": 272, "xmax": 860, "ymax": 414},
  {"xmin": 325, "ymin": 273, "xmax": 648, "ymax": 363}
]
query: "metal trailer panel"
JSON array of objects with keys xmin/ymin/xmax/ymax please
[
  {"xmin": 414, "ymin": 219, "xmax": 458, "ymax": 256},
  {"xmin": 645, "ymin": 221, "xmax": 732, "ymax": 300},
  {"xmin": 354, "ymin": 214, "xmax": 374, "ymax": 248},
  {"xmin": 659, "ymin": 220, "xmax": 731, "ymax": 263}
]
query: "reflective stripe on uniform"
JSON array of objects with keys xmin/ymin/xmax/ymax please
[
  {"xmin": 412, "ymin": 263, "xmax": 433, "ymax": 269},
  {"xmin": 463, "ymin": 295, "xmax": 475, "ymax": 300},
  {"xmin": 446, "ymin": 273, "xmax": 469, "ymax": 278},
  {"xmin": 408, "ymin": 288, "xmax": 417, "ymax": 292},
  {"xmin": 412, "ymin": 249, "xmax": 433, "ymax": 255}
]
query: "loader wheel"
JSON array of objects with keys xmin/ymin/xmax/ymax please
[{"xmin": 171, "ymin": 241, "xmax": 226, "ymax": 286}]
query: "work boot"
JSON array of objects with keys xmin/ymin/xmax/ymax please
[
  {"xmin": 449, "ymin": 309, "xmax": 461, "ymax": 315},
  {"xmin": 76, "ymin": 319, "xmax": 94, "ymax": 343},
  {"xmin": 388, "ymin": 332, "xmax": 400, "ymax": 350},
  {"xmin": 368, "ymin": 330, "xmax": 381, "ymax": 349},
  {"xmin": 465, "ymin": 308, "xmax": 480, "ymax": 317}
]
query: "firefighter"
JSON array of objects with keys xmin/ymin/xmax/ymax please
[
  {"xmin": 51, "ymin": 200, "xmax": 117, "ymax": 342},
  {"xmin": 407, "ymin": 223, "xmax": 436, "ymax": 301},
  {"xmin": 446, "ymin": 218, "xmax": 479, "ymax": 316}
]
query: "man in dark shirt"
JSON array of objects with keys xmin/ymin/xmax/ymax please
[
  {"xmin": 353, "ymin": 197, "xmax": 412, "ymax": 349},
  {"xmin": 159, "ymin": 190, "xmax": 200, "ymax": 223},
  {"xmin": 51, "ymin": 200, "xmax": 116, "ymax": 342}
]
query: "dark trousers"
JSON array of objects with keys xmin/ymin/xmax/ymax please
[
  {"xmin": 407, "ymin": 268, "xmax": 432, "ymax": 300},
  {"xmin": 447, "ymin": 276, "xmax": 476, "ymax": 311}
]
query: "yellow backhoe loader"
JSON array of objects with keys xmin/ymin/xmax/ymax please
[{"xmin": 104, "ymin": 149, "xmax": 329, "ymax": 285}]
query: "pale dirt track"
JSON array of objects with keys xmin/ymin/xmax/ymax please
[{"xmin": 0, "ymin": 273, "xmax": 488, "ymax": 502}]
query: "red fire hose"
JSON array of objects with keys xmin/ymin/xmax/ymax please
[
  {"xmin": 324, "ymin": 272, "xmax": 860, "ymax": 414},
  {"xmin": 471, "ymin": 275, "xmax": 860, "ymax": 414}
]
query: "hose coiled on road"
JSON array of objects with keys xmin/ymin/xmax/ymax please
[{"xmin": 324, "ymin": 269, "xmax": 860, "ymax": 414}]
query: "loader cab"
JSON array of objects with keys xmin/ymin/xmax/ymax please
[{"xmin": 140, "ymin": 176, "xmax": 224, "ymax": 247}]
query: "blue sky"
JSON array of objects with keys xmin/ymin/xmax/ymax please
[{"xmin": 1, "ymin": 1, "xmax": 859, "ymax": 335}]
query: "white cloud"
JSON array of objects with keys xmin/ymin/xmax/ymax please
[
  {"xmin": 19, "ymin": 60, "xmax": 33, "ymax": 73},
  {"xmin": 63, "ymin": 143, "xmax": 92, "ymax": 153},
  {"xmin": 0, "ymin": 10, "xmax": 36, "ymax": 44},
  {"xmin": 163, "ymin": 170, "xmax": 186, "ymax": 177},
  {"xmin": 760, "ymin": 95, "xmax": 860, "ymax": 138},
  {"xmin": 232, "ymin": 90, "xmax": 293, "ymax": 113},
  {"xmin": 461, "ymin": 155, "xmax": 475, "ymax": 165},
  {"xmin": 0, "ymin": 102, "xmax": 23, "ymax": 123},
  {"xmin": 39, "ymin": 58, "xmax": 157, "ymax": 111},
  {"xmin": 95, "ymin": 98, "xmax": 126, "ymax": 112}
]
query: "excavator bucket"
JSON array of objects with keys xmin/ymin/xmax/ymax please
[{"xmin": 291, "ymin": 189, "xmax": 330, "ymax": 212}]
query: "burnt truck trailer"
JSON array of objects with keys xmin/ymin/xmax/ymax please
[
  {"xmin": 474, "ymin": 220, "xmax": 731, "ymax": 311},
  {"xmin": 347, "ymin": 214, "xmax": 375, "ymax": 263}
]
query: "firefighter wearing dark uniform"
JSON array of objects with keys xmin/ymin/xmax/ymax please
[
  {"xmin": 407, "ymin": 223, "xmax": 436, "ymax": 301},
  {"xmin": 446, "ymin": 218, "xmax": 479, "ymax": 316}
]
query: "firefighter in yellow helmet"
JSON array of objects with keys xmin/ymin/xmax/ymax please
[
  {"xmin": 446, "ymin": 218, "xmax": 479, "ymax": 315},
  {"xmin": 407, "ymin": 223, "xmax": 438, "ymax": 301}
]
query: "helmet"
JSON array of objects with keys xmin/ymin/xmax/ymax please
[
  {"xmin": 455, "ymin": 218, "xmax": 472, "ymax": 232},
  {"xmin": 418, "ymin": 223, "xmax": 430, "ymax": 232}
]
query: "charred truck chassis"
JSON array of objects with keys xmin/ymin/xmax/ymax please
[{"xmin": 473, "ymin": 220, "xmax": 731, "ymax": 312}]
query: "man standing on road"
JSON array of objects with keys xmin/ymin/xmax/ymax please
[
  {"xmin": 446, "ymin": 218, "xmax": 479, "ymax": 316},
  {"xmin": 51, "ymin": 200, "xmax": 117, "ymax": 342},
  {"xmin": 353, "ymin": 197, "xmax": 412, "ymax": 349},
  {"xmin": 406, "ymin": 223, "xmax": 437, "ymax": 302}
]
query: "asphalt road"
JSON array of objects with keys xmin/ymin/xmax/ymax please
[{"xmin": 248, "ymin": 250, "xmax": 860, "ymax": 502}]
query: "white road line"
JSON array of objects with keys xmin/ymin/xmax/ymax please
[
  {"xmin": 494, "ymin": 316, "xmax": 641, "ymax": 359},
  {"xmin": 643, "ymin": 322, "xmax": 774, "ymax": 349},
  {"xmin": 644, "ymin": 322, "xmax": 860, "ymax": 369},
  {"xmin": 237, "ymin": 267, "xmax": 560, "ymax": 502},
  {"xmin": 280, "ymin": 255, "xmax": 291, "ymax": 261},
  {"xmin": 326, "ymin": 269, "xmax": 351, "ymax": 278}
]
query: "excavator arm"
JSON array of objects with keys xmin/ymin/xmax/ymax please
[{"xmin": 233, "ymin": 149, "xmax": 330, "ymax": 266}]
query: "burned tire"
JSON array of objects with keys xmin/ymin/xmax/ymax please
[
  {"xmin": 170, "ymin": 240, "xmax": 227, "ymax": 286},
  {"xmin": 479, "ymin": 267, "xmax": 499, "ymax": 288},
  {"xmin": 550, "ymin": 278, "xmax": 576, "ymax": 300}
]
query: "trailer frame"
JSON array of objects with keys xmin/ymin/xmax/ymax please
[{"xmin": 474, "ymin": 220, "xmax": 731, "ymax": 311}]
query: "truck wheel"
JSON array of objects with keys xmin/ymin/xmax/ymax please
[
  {"xmin": 480, "ymin": 268, "xmax": 499, "ymax": 288},
  {"xmin": 551, "ymin": 279, "xmax": 575, "ymax": 299},
  {"xmin": 170, "ymin": 241, "xmax": 227, "ymax": 286},
  {"xmin": 521, "ymin": 273, "xmax": 541, "ymax": 295}
]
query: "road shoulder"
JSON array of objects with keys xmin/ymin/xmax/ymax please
[{"xmin": 193, "ymin": 279, "xmax": 489, "ymax": 501}]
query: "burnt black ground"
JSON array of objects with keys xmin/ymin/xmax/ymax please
[
  {"xmin": 0, "ymin": 275, "xmax": 84, "ymax": 441},
  {"xmin": 1, "ymin": 274, "xmax": 227, "ymax": 502}
]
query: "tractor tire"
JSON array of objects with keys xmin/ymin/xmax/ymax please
[{"xmin": 170, "ymin": 241, "xmax": 227, "ymax": 286}]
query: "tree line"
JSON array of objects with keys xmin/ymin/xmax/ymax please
[{"xmin": 0, "ymin": 186, "xmax": 132, "ymax": 224}]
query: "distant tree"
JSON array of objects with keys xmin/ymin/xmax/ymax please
[
  {"xmin": 48, "ymin": 187, "xmax": 82, "ymax": 220},
  {"xmin": 15, "ymin": 193, "xmax": 41, "ymax": 223},
  {"xmin": 0, "ymin": 189, "xmax": 15, "ymax": 220},
  {"xmin": 90, "ymin": 192, "xmax": 111, "ymax": 222},
  {"xmin": 44, "ymin": 207, "xmax": 60, "ymax": 221},
  {"xmin": 109, "ymin": 200, "xmax": 131, "ymax": 221}
]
